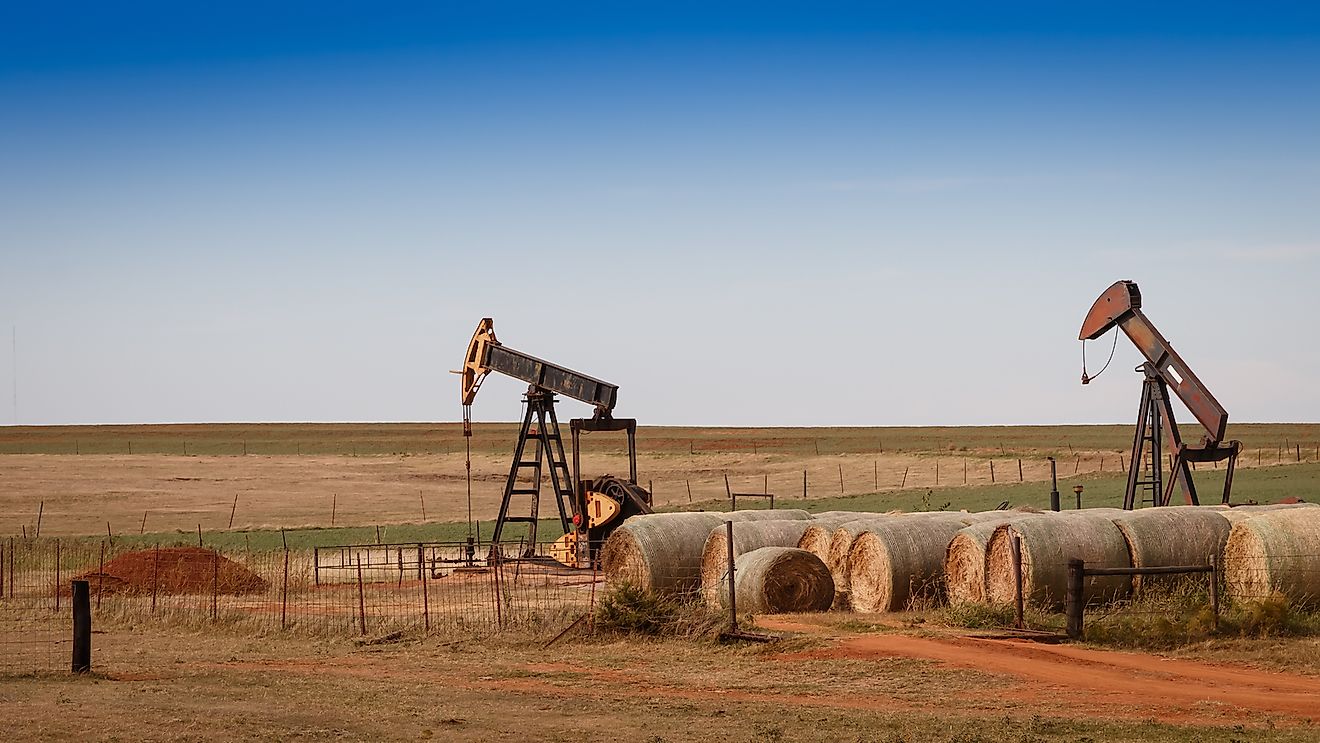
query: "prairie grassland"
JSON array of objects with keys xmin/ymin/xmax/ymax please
[{"xmin": 3, "ymin": 423, "xmax": 1319, "ymax": 543}]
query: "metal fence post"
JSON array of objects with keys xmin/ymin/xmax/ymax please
[
  {"xmin": 355, "ymin": 555, "xmax": 367, "ymax": 636},
  {"xmin": 1010, "ymin": 531, "xmax": 1025, "ymax": 630},
  {"xmin": 1065, "ymin": 559, "xmax": 1084, "ymax": 640},
  {"xmin": 1209, "ymin": 553, "xmax": 1220, "ymax": 631},
  {"xmin": 71, "ymin": 579, "xmax": 91, "ymax": 674},
  {"xmin": 54, "ymin": 539, "xmax": 61, "ymax": 612},
  {"xmin": 420, "ymin": 547, "xmax": 430, "ymax": 632},
  {"xmin": 725, "ymin": 520, "xmax": 737, "ymax": 634},
  {"xmin": 281, "ymin": 549, "xmax": 289, "ymax": 630},
  {"xmin": 211, "ymin": 550, "xmax": 219, "ymax": 620}
]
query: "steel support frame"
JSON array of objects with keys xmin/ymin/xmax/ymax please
[
  {"xmin": 490, "ymin": 387, "xmax": 574, "ymax": 555},
  {"xmin": 1124, "ymin": 363, "xmax": 1238, "ymax": 509}
]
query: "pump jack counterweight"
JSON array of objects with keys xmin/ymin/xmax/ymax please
[{"xmin": 1079, "ymin": 281, "xmax": 1241, "ymax": 509}]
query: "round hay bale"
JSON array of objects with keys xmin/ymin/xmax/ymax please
[
  {"xmin": 797, "ymin": 524, "xmax": 836, "ymax": 563},
  {"xmin": 1221, "ymin": 502, "xmax": 1319, "ymax": 524},
  {"xmin": 1224, "ymin": 508, "xmax": 1320, "ymax": 607},
  {"xmin": 846, "ymin": 517, "xmax": 972, "ymax": 612},
  {"xmin": 945, "ymin": 512, "xmax": 1053, "ymax": 606},
  {"xmin": 823, "ymin": 512, "xmax": 966, "ymax": 607},
  {"xmin": 719, "ymin": 547, "xmax": 834, "ymax": 614},
  {"xmin": 1110, "ymin": 507, "xmax": 1232, "ymax": 592},
  {"xmin": 825, "ymin": 518, "xmax": 898, "ymax": 606},
  {"xmin": 985, "ymin": 513, "xmax": 1131, "ymax": 609},
  {"xmin": 600, "ymin": 509, "xmax": 811, "ymax": 596},
  {"xmin": 699, "ymin": 520, "xmax": 813, "ymax": 608}
]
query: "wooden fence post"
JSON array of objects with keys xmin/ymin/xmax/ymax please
[
  {"xmin": 1065, "ymin": 559, "xmax": 1084, "ymax": 640},
  {"xmin": 1017, "ymin": 459, "xmax": 1023, "ymax": 482},
  {"xmin": 54, "ymin": 539, "xmax": 61, "ymax": 612},
  {"xmin": 990, "ymin": 461, "xmax": 996, "ymax": 483},
  {"xmin": 838, "ymin": 464, "xmax": 844, "ymax": 493},
  {"xmin": 686, "ymin": 480, "xmax": 692, "ymax": 503},
  {"xmin": 71, "ymin": 580, "xmax": 91, "ymax": 674},
  {"xmin": 900, "ymin": 467, "xmax": 909, "ymax": 488},
  {"xmin": 802, "ymin": 470, "xmax": 807, "ymax": 498}
]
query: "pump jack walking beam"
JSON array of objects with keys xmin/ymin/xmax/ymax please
[{"xmin": 1080, "ymin": 281, "xmax": 1240, "ymax": 508}]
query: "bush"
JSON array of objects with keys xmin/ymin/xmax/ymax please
[{"xmin": 594, "ymin": 582, "xmax": 725, "ymax": 638}]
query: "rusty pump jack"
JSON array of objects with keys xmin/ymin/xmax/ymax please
[
  {"xmin": 456, "ymin": 318, "xmax": 652, "ymax": 564},
  {"xmin": 1080, "ymin": 281, "xmax": 1241, "ymax": 509}
]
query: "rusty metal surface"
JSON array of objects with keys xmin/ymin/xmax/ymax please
[{"xmin": 1080, "ymin": 281, "xmax": 1229, "ymax": 442}]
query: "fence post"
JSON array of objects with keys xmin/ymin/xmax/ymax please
[
  {"xmin": 313, "ymin": 547, "xmax": 320, "ymax": 587},
  {"xmin": 1010, "ymin": 531, "xmax": 1024, "ymax": 630},
  {"xmin": 900, "ymin": 466, "xmax": 909, "ymax": 488},
  {"xmin": 1065, "ymin": 559, "xmax": 1084, "ymax": 640},
  {"xmin": 96, "ymin": 542, "xmax": 105, "ymax": 611},
  {"xmin": 838, "ymin": 464, "xmax": 844, "ymax": 493},
  {"xmin": 686, "ymin": 480, "xmax": 692, "ymax": 503},
  {"xmin": 1017, "ymin": 459, "xmax": 1023, "ymax": 482},
  {"xmin": 281, "ymin": 549, "xmax": 289, "ymax": 630},
  {"xmin": 724, "ymin": 475, "xmax": 732, "ymax": 507},
  {"xmin": 802, "ymin": 470, "xmax": 807, "ymax": 498},
  {"xmin": 54, "ymin": 539, "xmax": 61, "ymax": 612},
  {"xmin": 71, "ymin": 579, "xmax": 91, "ymax": 674},
  {"xmin": 0, "ymin": 542, "xmax": 4, "ymax": 599},
  {"xmin": 421, "ymin": 546, "xmax": 430, "ymax": 632},
  {"xmin": 356, "ymin": 555, "xmax": 367, "ymax": 636},
  {"xmin": 151, "ymin": 545, "xmax": 160, "ymax": 615},
  {"xmin": 1209, "ymin": 553, "xmax": 1220, "ymax": 631},
  {"xmin": 211, "ymin": 549, "xmax": 219, "ymax": 621},
  {"xmin": 725, "ymin": 520, "xmax": 737, "ymax": 634}
]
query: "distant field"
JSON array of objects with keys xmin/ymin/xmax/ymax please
[
  {"xmin": 3, "ymin": 421, "xmax": 1320, "ymax": 457},
  {"xmin": 2, "ymin": 422, "xmax": 1318, "ymax": 542}
]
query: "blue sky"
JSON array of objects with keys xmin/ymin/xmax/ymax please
[{"xmin": 2, "ymin": 3, "xmax": 1319, "ymax": 426}]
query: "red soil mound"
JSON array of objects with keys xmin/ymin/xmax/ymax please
[{"xmin": 76, "ymin": 547, "xmax": 267, "ymax": 595}]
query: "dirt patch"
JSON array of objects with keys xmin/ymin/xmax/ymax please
[
  {"xmin": 75, "ymin": 547, "xmax": 267, "ymax": 595},
  {"xmin": 761, "ymin": 616, "xmax": 1320, "ymax": 726}
]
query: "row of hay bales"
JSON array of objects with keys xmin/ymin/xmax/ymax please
[{"xmin": 600, "ymin": 502, "xmax": 1320, "ymax": 615}]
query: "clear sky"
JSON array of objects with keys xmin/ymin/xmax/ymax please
[{"xmin": 2, "ymin": 2, "xmax": 1319, "ymax": 427}]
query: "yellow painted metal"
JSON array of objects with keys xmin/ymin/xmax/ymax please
[
  {"xmin": 548, "ymin": 531, "xmax": 579, "ymax": 567},
  {"xmin": 454, "ymin": 318, "xmax": 497, "ymax": 405},
  {"xmin": 586, "ymin": 491, "xmax": 621, "ymax": 528}
]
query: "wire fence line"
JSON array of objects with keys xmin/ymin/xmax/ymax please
[
  {"xmin": 0, "ymin": 537, "xmax": 604, "ymax": 675},
  {"xmin": 4, "ymin": 446, "xmax": 1312, "ymax": 541}
]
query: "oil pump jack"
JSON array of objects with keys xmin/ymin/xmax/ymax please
[
  {"xmin": 456, "ymin": 318, "xmax": 652, "ymax": 565},
  {"xmin": 1079, "ymin": 281, "xmax": 1241, "ymax": 509}
]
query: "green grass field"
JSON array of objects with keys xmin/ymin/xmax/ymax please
[{"xmin": 97, "ymin": 461, "xmax": 1320, "ymax": 552}]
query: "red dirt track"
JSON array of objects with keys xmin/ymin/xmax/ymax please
[{"xmin": 761, "ymin": 617, "xmax": 1320, "ymax": 726}]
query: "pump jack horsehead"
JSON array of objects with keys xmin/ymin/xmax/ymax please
[
  {"xmin": 456, "ymin": 318, "xmax": 652, "ymax": 566},
  {"xmin": 1079, "ymin": 281, "xmax": 1241, "ymax": 509}
]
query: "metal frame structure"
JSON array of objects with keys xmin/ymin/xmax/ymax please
[
  {"xmin": 457, "ymin": 318, "xmax": 649, "ymax": 560},
  {"xmin": 1080, "ymin": 281, "xmax": 1240, "ymax": 508}
]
